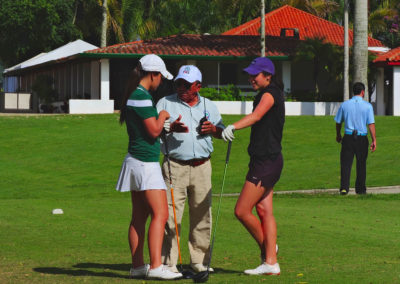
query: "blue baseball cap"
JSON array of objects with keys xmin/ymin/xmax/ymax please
[{"xmin": 243, "ymin": 57, "xmax": 275, "ymax": 75}]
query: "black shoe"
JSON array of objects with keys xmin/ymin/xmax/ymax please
[
  {"xmin": 356, "ymin": 191, "xmax": 366, "ymax": 195},
  {"xmin": 340, "ymin": 189, "xmax": 348, "ymax": 195}
]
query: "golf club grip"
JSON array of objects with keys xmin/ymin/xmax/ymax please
[
  {"xmin": 225, "ymin": 141, "xmax": 232, "ymax": 163},
  {"xmin": 162, "ymin": 131, "xmax": 170, "ymax": 156}
]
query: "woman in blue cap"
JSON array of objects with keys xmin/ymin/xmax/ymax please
[{"xmin": 222, "ymin": 57, "xmax": 285, "ymax": 275}]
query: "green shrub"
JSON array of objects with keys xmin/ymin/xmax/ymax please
[{"xmin": 200, "ymin": 84, "xmax": 253, "ymax": 101}]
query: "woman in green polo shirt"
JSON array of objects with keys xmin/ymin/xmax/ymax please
[{"xmin": 116, "ymin": 54, "xmax": 182, "ymax": 280}]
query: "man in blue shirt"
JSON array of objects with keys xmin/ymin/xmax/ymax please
[
  {"xmin": 334, "ymin": 82, "xmax": 377, "ymax": 195},
  {"xmin": 156, "ymin": 65, "xmax": 225, "ymax": 273}
]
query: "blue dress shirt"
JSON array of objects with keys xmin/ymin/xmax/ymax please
[
  {"xmin": 334, "ymin": 96, "xmax": 375, "ymax": 135},
  {"xmin": 156, "ymin": 93, "xmax": 225, "ymax": 160}
]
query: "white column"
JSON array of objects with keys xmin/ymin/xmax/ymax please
[
  {"xmin": 91, "ymin": 61, "xmax": 100, "ymax": 99},
  {"xmin": 100, "ymin": 59, "xmax": 110, "ymax": 101},
  {"xmin": 393, "ymin": 66, "xmax": 400, "ymax": 116},
  {"xmin": 376, "ymin": 67, "xmax": 385, "ymax": 115},
  {"xmin": 282, "ymin": 61, "xmax": 291, "ymax": 94}
]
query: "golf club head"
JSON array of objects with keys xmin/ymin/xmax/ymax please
[
  {"xmin": 192, "ymin": 271, "xmax": 209, "ymax": 283},
  {"xmin": 181, "ymin": 269, "xmax": 195, "ymax": 279}
]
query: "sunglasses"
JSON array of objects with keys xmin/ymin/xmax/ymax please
[{"xmin": 174, "ymin": 80, "xmax": 193, "ymax": 90}]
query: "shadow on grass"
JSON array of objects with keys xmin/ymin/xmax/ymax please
[
  {"xmin": 33, "ymin": 263, "xmax": 241, "ymax": 279},
  {"xmin": 33, "ymin": 265, "xmax": 129, "ymax": 279}
]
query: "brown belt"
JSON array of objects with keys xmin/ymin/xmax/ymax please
[{"xmin": 169, "ymin": 157, "xmax": 210, "ymax": 167}]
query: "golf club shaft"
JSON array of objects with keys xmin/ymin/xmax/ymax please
[
  {"xmin": 207, "ymin": 141, "xmax": 232, "ymax": 270},
  {"xmin": 162, "ymin": 132, "xmax": 184, "ymax": 267}
]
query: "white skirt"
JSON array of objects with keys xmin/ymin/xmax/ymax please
[{"xmin": 116, "ymin": 153, "xmax": 167, "ymax": 192}]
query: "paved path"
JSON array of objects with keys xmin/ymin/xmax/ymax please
[
  {"xmin": 219, "ymin": 185, "xmax": 400, "ymax": 196},
  {"xmin": 275, "ymin": 185, "xmax": 400, "ymax": 195}
]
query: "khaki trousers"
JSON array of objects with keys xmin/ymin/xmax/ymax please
[{"xmin": 161, "ymin": 158, "xmax": 212, "ymax": 265}]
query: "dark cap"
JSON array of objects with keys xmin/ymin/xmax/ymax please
[{"xmin": 243, "ymin": 57, "xmax": 275, "ymax": 75}]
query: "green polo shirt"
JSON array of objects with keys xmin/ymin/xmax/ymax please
[{"xmin": 125, "ymin": 85, "xmax": 160, "ymax": 162}]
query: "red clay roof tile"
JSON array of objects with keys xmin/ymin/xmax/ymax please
[
  {"xmin": 85, "ymin": 34, "xmax": 300, "ymax": 57},
  {"xmin": 222, "ymin": 5, "xmax": 384, "ymax": 47},
  {"xmin": 373, "ymin": 46, "xmax": 400, "ymax": 63}
]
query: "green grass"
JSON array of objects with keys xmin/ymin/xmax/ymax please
[{"xmin": 0, "ymin": 114, "xmax": 400, "ymax": 283}]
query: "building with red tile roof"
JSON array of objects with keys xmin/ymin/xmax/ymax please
[
  {"xmin": 372, "ymin": 46, "xmax": 400, "ymax": 116},
  {"xmin": 4, "ymin": 5, "xmax": 397, "ymax": 115},
  {"xmin": 223, "ymin": 5, "xmax": 384, "ymax": 48},
  {"xmin": 82, "ymin": 34, "xmax": 299, "ymax": 58},
  {"xmin": 373, "ymin": 46, "xmax": 400, "ymax": 66}
]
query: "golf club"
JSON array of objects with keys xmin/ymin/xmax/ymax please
[
  {"xmin": 162, "ymin": 132, "xmax": 195, "ymax": 279},
  {"xmin": 193, "ymin": 141, "xmax": 232, "ymax": 283}
]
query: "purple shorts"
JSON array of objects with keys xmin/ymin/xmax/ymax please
[{"xmin": 246, "ymin": 153, "xmax": 283, "ymax": 188}]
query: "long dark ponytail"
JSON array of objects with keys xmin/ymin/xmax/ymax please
[
  {"xmin": 119, "ymin": 62, "xmax": 147, "ymax": 125},
  {"xmin": 262, "ymin": 71, "xmax": 284, "ymax": 92}
]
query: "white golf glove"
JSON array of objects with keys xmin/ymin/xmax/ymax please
[
  {"xmin": 222, "ymin": 125, "xmax": 235, "ymax": 141},
  {"xmin": 163, "ymin": 119, "xmax": 171, "ymax": 132}
]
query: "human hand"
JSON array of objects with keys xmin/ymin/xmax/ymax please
[
  {"xmin": 221, "ymin": 125, "xmax": 235, "ymax": 141},
  {"xmin": 370, "ymin": 140, "xmax": 376, "ymax": 152},
  {"xmin": 170, "ymin": 115, "xmax": 189, "ymax": 133},
  {"xmin": 163, "ymin": 119, "xmax": 171, "ymax": 132},
  {"xmin": 159, "ymin": 110, "xmax": 170, "ymax": 120},
  {"xmin": 200, "ymin": 120, "xmax": 216, "ymax": 135},
  {"xmin": 336, "ymin": 134, "xmax": 342, "ymax": 143}
]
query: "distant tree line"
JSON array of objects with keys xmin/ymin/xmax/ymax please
[{"xmin": 0, "ymin": 0, "xmax": 399, "ymax": 67}]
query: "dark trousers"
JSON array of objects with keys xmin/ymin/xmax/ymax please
[{"xmin": 340, "ymin": 135, "xmax": 369, "ymax": 193}]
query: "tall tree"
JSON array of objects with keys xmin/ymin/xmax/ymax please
[
  {"xmin": 101, "ymin": 0, "xmax": 108, "ymax": 47},
  {"xmin": 352, "ymin": 0, "xmax": 369, "ymax": 100},
  {"xmin": 343, "ymin": 0, "xmax": 349, "ymax": 100},
  {"xmin": 0, "ymin": 0, "xmax": 81, "ymax": 66}
]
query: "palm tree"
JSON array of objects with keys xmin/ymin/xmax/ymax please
[
  {"xmin": 343, "ymin": 0, "xmax": 349, "ymax": 100},
  {"xmin": 100, "ymin": 0, "xmax": 107, "ymax": 47},
  {"xmin": 352, "ymin": 0, "xmax": 369, "ymax": 100}
]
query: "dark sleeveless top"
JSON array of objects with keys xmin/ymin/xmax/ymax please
[{"xmin": 247, "ymin": 83, "xmax": 285, "ymax": 160}]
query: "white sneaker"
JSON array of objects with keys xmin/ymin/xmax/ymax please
[
  {"xmin": 244, "ymin": 263, "xmax": 280, "ymax": 275},
  {"xmin": 146, "ymin": 265, "xmax": 183, "ymax": 280},
  {"xmin": 191, "ymin": 263, "xmax": 214, "ymax": 273},
  {"xmin": 166, "ymin": 264, "xmax": 179, "ymax": 273},
  {"xmin": 129, "ymin": 264, "xmax": 149, "ymax": 278}
]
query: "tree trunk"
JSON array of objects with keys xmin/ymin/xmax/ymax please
[
  {"xmin": 352, "ymin": 0, "xmax": 369, "ymax": 101},
  {"xmin": 101, "ymin": 0, "xmax": 108, "ymax": 48},
  {"xmin": 261, "ymin": 0, "xmax": 265, "ymax": 57},
  {"xmin": 343, "ymin": 0, "xmax": 349, "ymax": 100}
]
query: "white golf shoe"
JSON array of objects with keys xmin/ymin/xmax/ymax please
[
  {"xmin": 129, "ymin": 264, "xmax": 149, "ymax": 279},
  {"xmin": 244, "ymin": 262, "xmax": 280, "ymax": 275},
  {"xmin": 166, "ymin": 264, "xmax": 179, "ymax": 273},
  {"xmin": 146, "ymin": 265, "xmax": 182, "ymax": 280},
  {"xmin": 191, "ymin": 263, "xmax": 214, "ymax": 272}
]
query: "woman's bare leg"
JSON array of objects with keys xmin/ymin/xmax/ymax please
[
  {"xmin": 256, "ymin": 188, "xmax": 277, "ymax": 264},
  {"xmin": 234, "ymin": 181, "xmax": 266, "ymax": 252},
  {"xmin": 129, "ymin": 191, "xmax": 150, "ymax": 268},
  {"xmin": 144, "ymin": 189, "xmax": 169, "ymax": 269}
]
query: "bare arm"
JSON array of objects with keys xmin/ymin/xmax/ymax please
[
  {"xmin": 336, "ymin": 123, "xmax": 342, "ymax": 143},
  {"xmin": 233, "ymin": 93, "xmax": 274, "ymax": 130},
  {"xmin": 143, "ymin": 110, "xmax": 170, "ymax": 139},
  {"xmin": 368, "ymin": 123, "xmax": 376, "ymax": 152}
]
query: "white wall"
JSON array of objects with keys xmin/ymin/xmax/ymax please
[
  {"xmin": 69, "ymin": 99, "xmax": 114, "ymax": 114},
  {"xmin": 214, "ymin": 101, "xmax": 341, "ymax": 115},
  {"xmin": 393, "ymin": 66, "xmax": 400, "ymax": 116}
]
